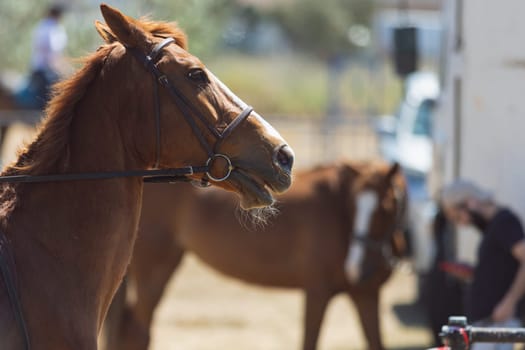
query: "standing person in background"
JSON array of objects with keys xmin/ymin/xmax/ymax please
[
  {"xmin": 440, "ymin": 180, "xmax": 525, "ymax": 350},
  {"xmin": 18, "ymin": 3, "xmax": 67, "ymax": 109}
]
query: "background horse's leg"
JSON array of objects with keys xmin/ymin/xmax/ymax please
[
  {"xmin": 302, "ymin": 287, "xmax": 333, "ymax": 350},
  {"xmin": 126, "ymin": 239, "xmax": 186, "ymax": 350},
  {"xmin": 350, "ymin": 289, "xmax": 385, "ymax": 350}
]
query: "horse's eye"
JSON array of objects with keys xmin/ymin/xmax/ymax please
[{"xmin": 187, "ymin": 68, "xmax": 208, "ymax": 84}]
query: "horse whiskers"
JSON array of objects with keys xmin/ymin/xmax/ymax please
[{"xmin": 234, "ymin": 202, "xmax": 280, "ymax": 231}]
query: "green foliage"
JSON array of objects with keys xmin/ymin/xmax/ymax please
[
  {"xmin": 0, "ymin": 1, "xmax": 400, "ymax": 119},
  {"xmin": 208, "ymin": 54, "xmax": 327, "ymax": 117},
  {"xmin": 130, "ymin": 0, "xmax": 236, "ymax": 59},
  {"xmin": 0, "ymin": 1, "xmax": 236, "ymax": 72},
  {"xmin": 208, "ymin": 54, "xmax": 401, "ymax": 118},
  {"xmin": 0, "ymin": 2, "xmax": 47, "ymax": 71},
  {"xmin": 270, "ymin": 0, "xmax": 375, "ymax": 60}
]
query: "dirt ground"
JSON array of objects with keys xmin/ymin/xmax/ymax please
[{"xmin": 148, "ymin": 255, "xmax": 434, "ymax": 350}]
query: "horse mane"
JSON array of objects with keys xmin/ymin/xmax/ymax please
[
  {"xmin": 137, "ymin": 18, "xmax": 188, "ymax": 50},
  {"xmin": 0, "ymin": 45, "xmax": 115, "ymax": 224},
  {"xmin": 1, "ymin": 45, "xmax": 114, "ymax": 177},
  {"xmin": 0, "ymin": 18, "xmax": 189, "ymax": 221},
  {"xmin": 2, "ymin": 18, "xmax": 188, "ymax": 178}
]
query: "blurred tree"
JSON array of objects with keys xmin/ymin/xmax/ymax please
[
  {"xmin": 0, "ymin": 2, "xmax": 48, "ymax": 73},
  {"xmin": 270, "ymin": 0, "xmax": 375, "ymax": 121},
  {"xmin": 134, "ymin": 0, "xmax": 236, "ymax": 59},
  {"xmin": 0, "ymin": 0, "xmax": 236, "ymax": 75},
  {"xmin": 272, "ymin": 0, "xmax": 374, "ymax": 60}
]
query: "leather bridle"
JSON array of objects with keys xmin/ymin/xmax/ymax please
[
  {"xmin": 0, "ymin": 37, "xmax": 253, "ymax": 186},
  {"xmin": 128, "ymin": 37, "xmax": 254, "ymax": 183},
  {"xmin": 0, "ymin": 37, "xmax": 255, "ymax": 350}
]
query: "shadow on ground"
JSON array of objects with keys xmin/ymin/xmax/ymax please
[
  {"xmin": 393, "ymin": 301, "xmax": 429, "ymax": 328},
  {"xmin": 391, "ymin": 301, "xmax": 434, "ymax": 349}
]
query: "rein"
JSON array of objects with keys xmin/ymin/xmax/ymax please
[
  {"xmin": 0, "ymin": 37, "xmax": 254, "ymax": 349},
  {"xmin": 0, "ymin": 166, "xmax": 206, "ymax": 184}
]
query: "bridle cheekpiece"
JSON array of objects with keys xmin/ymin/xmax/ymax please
[{"xmin": 128, "ymin": 36, "xmax": 254, "ymax": 184}]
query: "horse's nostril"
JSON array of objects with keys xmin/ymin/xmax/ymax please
[{"xmin": 274, "ymin": 145, "xmax": 294, "ymax": 172}]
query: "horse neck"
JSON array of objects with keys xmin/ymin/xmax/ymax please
[
  {"xmin": 5, "ymin": 76, "xmax": 149, "ymax": 344},
  {"xmin": 142, "ymin": 182, "xmax": 198, "ymax": 225}
]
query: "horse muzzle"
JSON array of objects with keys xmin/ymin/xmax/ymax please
[
  {"xmin": 228, "ymin": 146, "xmax": 293, "ymax": 209},
  {"xmin": 269, "ymin": 144, "xmax": 294, "ymax": 192}
]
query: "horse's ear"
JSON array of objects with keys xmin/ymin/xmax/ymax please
[
  {"xmin": 337, "ymin": 162, "xmax": 360, "ymax": 196},
  {"xmin": 95, "ymin": 20, "xmax": 117, "ymax": 44},
  {"xmin": 386, "ymin": 162, "xmax": 400, "ymax": 183},
  {"xmin": 100, "ymin": 4, "xmax": 148, "ymax": 49},
  {"xmin": 340, "ymin": 162, "xmax": 359, "ymax": 183}
]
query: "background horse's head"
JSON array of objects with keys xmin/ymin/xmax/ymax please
[
  {"xmin": 344, "ymin": 162, "xmax": 408, "ymax": 284},
  {"xmin": 95, "ymin": 4, "xmax": 293, "ymax": 209}
]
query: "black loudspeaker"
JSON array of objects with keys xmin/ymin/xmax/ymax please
[{"xmin": 393, "ymin": 26, "xmax": 419, "ymax": 77}]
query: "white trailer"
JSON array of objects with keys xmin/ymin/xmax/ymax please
[{"xmin": 431, "ymin": 0, "xmax": 525, "ymax": 264}]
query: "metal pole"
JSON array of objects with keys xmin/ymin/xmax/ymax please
[{"xmin": 438, "ymin": 316, "xmax": 525, "ymax": 350}]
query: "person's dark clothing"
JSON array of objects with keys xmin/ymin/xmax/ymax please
[
  {"xmin": 423, "ymin": 208, "xmax": 468, "ymax": 346},
  {"xmin": 14, "ymin": 68, "xmax": 59, "ymax": 110},
  {"xmin": 467, "ymin": 208, "xmax": 525, "ymax": 322}
]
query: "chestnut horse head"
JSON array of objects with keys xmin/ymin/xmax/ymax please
[
  {"xmin": 92, "ymin": 4, "xmax": 293, "ymax": 208},
  {"xmin": 0, "ymin": 4, "xmax": 293, "ymax": 349},
  {"xmin": 344, "ymin": 162, "xmax": 408, "ymax": 284}
]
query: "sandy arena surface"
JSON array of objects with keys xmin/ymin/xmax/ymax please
[{"xmin": 148, "ymin": 255, "xmax": 434, "ymax": 350}]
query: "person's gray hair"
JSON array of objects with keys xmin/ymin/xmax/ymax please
[{"xmin": 440, "ymin": 179, "xmax": 493, "ymax": 208}]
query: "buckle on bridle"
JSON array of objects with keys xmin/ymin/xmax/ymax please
[
  {"xmin": 158, "ymin": 75, "xmax": 169, "ymax": 85},
  {"xmin": 206, "ymin": 154, "xmax": 233, "ymax": 182}
]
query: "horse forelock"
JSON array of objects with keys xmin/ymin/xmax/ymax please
[{"xmin": 136, "ymin": 18, "xmax": 188, "ymax": 50}]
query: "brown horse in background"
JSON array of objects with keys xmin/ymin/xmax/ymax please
[
  {"xmin": 105, "ymin": 160, "xmax": 407, "ymax": 350},
  {"xmin": 0, "ymin": 4, "xmax": 293, "ymax": 349}
]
